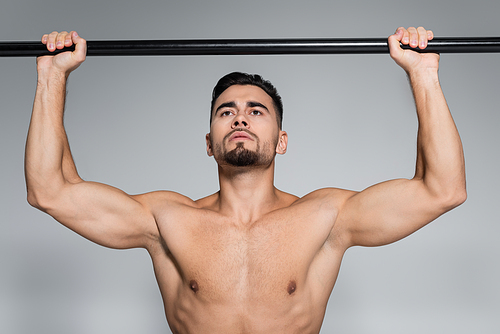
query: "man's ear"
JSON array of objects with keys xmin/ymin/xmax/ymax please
[
  {"xmin": 206, "ymin": 133, "xmax": 213, "ymax": 156},
  {"xmin": 276, "ymin": 130, "xmax": 288, "ymax": 155}
]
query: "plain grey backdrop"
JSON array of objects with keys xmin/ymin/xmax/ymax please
[{"xmin": 1, "ymin": 0, "xmax": 499, "ymax": 333}]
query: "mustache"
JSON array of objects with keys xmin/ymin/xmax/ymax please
[{"xmin": 223, "ymin": 128, "xmax": 257, "ymax": 142}]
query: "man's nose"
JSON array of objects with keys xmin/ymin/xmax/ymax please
[{"xmin": 232, "ymin": 113, "xmax": 249, "ymax": 129}]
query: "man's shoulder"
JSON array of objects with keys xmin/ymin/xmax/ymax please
[
  {"xmin": 133, "ymin": 190, "xmax": 200, "ymax": 212},
  {"xmin": 270, "ymin": 187, "xmax": 356, "ymax": 208},
  {"xmin": 264, "ymin": 188, "xmax": 358, "ymax": 218},
  {"xmin": 295, "ymin": 187, "xmax": 357, "ymax": 206},
  {"xmin": 193, "ymin": 191, "xmax": 220, "ymax": 209}
]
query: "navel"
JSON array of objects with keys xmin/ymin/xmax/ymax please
[
  {"xmin": 287, "ymin": 280, "xmax": 297, "ymax": 295},
  {"xmin": 189, "ymin": 280, "xmax": 199, "ymax": 293}
]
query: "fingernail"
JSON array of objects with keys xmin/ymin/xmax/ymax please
[{"xmin": 48, "ymin": 43, "xmax": 54, "ymax": 49}]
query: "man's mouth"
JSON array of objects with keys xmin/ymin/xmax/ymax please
[{"xmin": 227, "ymin": 129, "xmax": 255, "ymax": 142}]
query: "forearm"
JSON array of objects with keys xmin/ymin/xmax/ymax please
[
  {"xmin": 26, "ymin": 69, "xmax": 81, "ymax": 207},
  {"xmin": 410, "ymin": 69, "xmax": 466, "ymax": 205}
]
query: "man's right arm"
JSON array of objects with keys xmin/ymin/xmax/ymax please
[{"xmin": 25, "ymin": 31, "xmax": 160, "ymax": 250}]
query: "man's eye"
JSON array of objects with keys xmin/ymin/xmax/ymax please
[
  {"xmin": 250, "ymin": 110, "xmax": 262, "ymax": 115},
  {"xmin": 221, "ymin": 111, "xmax": 232, "ymax": 116}
]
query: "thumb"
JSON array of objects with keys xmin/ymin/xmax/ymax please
[
  {"xmin": 70, "ymin": 31, "xmax": 87, "ymax": 63},
  {"xmin": 388, "ymin": 28, "xmax": 404, "ymax": 61}
]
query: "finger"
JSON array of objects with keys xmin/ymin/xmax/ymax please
[
  {"xmin": 46, "ymin": 31, "xmax": 59, "ymax": 52},
  {"xmin": 401, "ymin": 28, "xmax": 410, "ymax": 45},
  {"xmin": 427, "ymin": 30, "xmax": 434, "ymax": 41},
  {"xmin": 64, "ymin": 31, "xmax": 74, "ymax": 47},
  {"xmin": 407, "ymin": 27, "xmax": 418, "ymax": 48},
  {"xmin": 55, "ymin": 31, "xmax": 68, "ymax": 49},
  {"xmin": 41, "ymin": 34, "xmax": 49, "ymax": 45},
  {"xmin": 417, "ymin": 26, "xmax": 428, "ymax": 49}
]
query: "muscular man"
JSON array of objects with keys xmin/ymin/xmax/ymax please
[{"xmin": 25, "ymin": 27, "xmax": 466, "ymax": 333}]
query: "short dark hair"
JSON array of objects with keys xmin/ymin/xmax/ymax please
[{"xmin": 210, "ymin": 72, "xmax": 283, "ymax": 129}]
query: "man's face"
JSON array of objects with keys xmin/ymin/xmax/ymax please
[{"xmin": 206, "ymin": 85, "xmax": 287, "ymax": 168}]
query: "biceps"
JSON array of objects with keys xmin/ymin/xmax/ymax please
[
  {"xmin": 44, "ymin": 181, "xmax": 158, "ymax": 249},
  {"xmin": 338, "ymin": 178, "xmax": 446, "ymax": 247}
]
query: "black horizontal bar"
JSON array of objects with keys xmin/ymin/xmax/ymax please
[{"xmin": 1, "ymin": 37, "xmax": 500, "ymax": 57}]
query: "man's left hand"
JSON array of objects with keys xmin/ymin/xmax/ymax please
[{"xmin": 388, "ymin": 26, "xmax": 440, "ymax": 75}]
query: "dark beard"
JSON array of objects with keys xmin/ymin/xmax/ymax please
[{"xmin": 223, "ymin": 142, "xmax": 259, "ymax": 166}]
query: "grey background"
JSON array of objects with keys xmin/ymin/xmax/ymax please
[{"xmin": 1, "ymin": 0, "xmax": 499, "ymax": 333}]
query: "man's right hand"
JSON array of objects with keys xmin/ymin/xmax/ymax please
[{"xmin": 37, "ymin": 31, "xmax": 86, "ymax": 77}]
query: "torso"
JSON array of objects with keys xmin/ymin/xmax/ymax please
[{"xmin": 146, "ymin": 189, "xmax": 349, "ymax": 334}]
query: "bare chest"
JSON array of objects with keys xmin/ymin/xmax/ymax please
[{"xmin": 164, "ymin": 211, "xmax": 328, "ymax": 302}]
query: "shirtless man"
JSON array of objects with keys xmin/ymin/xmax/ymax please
[{"xmin": 25, "ymin": 26, "xmax": 466, "ymax": 333}]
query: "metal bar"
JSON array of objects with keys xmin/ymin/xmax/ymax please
[{"xmin": 1, "ymin": 37, "xmax": 500, "ymax": 57}]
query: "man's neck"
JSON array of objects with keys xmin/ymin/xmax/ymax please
[{"xmin": 216, "ymin": 162, "xmax": 281, "ymax": 224}]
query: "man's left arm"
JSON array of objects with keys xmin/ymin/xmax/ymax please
[{"xmin": 335, "ymin": 27, "xmax": 466, "ymax": 248}]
